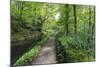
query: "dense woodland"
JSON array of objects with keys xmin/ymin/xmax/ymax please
[{"xmin": 11, "ymin": 0, "xmax": 95, "ymax": 66}]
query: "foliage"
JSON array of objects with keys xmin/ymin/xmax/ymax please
[
  {"xmin": 58, "ymin": 33, "xmax": 95, "ymax": 62},
  {"xmin": 11, "ymin": 0, "xmax": 95, "ymax": 65},
  {"xmin": 14, "ymin": 34, "xmax": 52, "ymax": 66},
  {"xmin": 14, "ymin": 45, "xmax": 40, "ymax": 66}
]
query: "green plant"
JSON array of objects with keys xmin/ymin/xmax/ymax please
[
  {"xmin": 14, "ymin": 34, "xmax": 51, "ymax": 66},
  {"xmin": 58, "ymin": 34, "xmax": 95, "ymax": 63}
]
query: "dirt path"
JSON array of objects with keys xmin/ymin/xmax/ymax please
[{"xmin": 30, "ymin": 36, "xmax": 57, "ymax": 65}]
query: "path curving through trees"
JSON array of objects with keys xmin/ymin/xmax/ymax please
[{"xmin": 30, "ymin": 36, "xmax": 57, "ymax": 65}]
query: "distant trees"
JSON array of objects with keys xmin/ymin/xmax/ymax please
[{"xmin": 11, "ymin": 1, "xmax": 59, "ymax": 34}]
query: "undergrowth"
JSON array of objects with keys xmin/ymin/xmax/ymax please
[
  {"xmin": 57, "ymin": 34, "xmax": 95, "ymax": 63},
  {"xmin": 13, "ymin": 33, "xmax": 52, "ymax": 66}
]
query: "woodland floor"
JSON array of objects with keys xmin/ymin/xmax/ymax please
[{"xmin": 30, "ymin": 36, "xmax": 57, "ymax": 65}]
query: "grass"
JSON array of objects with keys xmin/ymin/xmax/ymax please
[
  {"xmin": 13, "ymin": 33, "xmax": 52, "ymax": 66},
  {"xmin": 13, "ymin": 45, "xmax": 40, "ymax": 66}
]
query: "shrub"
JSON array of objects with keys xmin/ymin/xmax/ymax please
[
  {"xmin": 14, "ymin": 34, "xmax": 51, "ymax": 66},
  {"xmin": 58, "ymin": 34, "xmax": 95, "ymax": 62}
]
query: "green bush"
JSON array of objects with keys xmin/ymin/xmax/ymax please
[
  {"xmin": 58, "ymin": 34, "xmax": 95, "ymax": 62},
  {"xmin": 14, "ymin": 45, "xmax": 40, "ymax": 66},
  {"xmin": 13, "ymin": 34, "xmax": 51, "ymax": 66}
]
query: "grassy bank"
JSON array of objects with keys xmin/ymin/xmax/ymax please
[{"xmin": 13, "ymin": 34, "xmax": 52, "ymax": 66}]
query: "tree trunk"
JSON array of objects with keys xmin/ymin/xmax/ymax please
[
  {"xmin": 92, "ymin": 6, "xmax": 95, "ymax": 33},
  {"xmin": 88, "ymin": 5, "xmax": 92, "ymax": 61},
  {"xmin": 64, "ymin": 4, "xmax": 69, "ymax": 36},
  {"xmin": 73, "ymin": 5, "xmax": 77, "ymax": 35}
]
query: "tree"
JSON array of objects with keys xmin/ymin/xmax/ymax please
[{"xmin": 73, "ymin": 4, "xmax": 77, "ymax": 35}]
